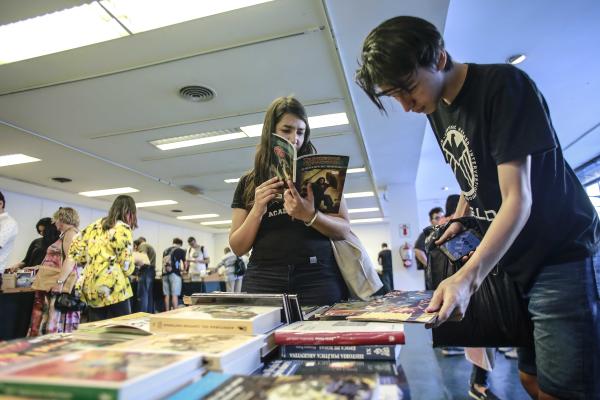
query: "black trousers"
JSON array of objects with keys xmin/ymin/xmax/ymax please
[{"xmin": 87, "ymin": 299, "xmax": 132, "ymax": 322}]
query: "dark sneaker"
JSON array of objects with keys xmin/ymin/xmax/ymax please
[{"xmin": 468, "ymin": 384, "xmax": 501, "ymax": 400}]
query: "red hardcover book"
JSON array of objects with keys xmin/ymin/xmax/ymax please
[{"xmin": 274, "ymin": 321, "xmax": 404, "ymax": 345}]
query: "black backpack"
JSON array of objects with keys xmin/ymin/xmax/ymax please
[{"xmin": 233, "ymin": 257, "xmax": 246, "ymax": 276}]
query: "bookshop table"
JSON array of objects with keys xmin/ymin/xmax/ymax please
[{"xmin": 0, "ymin": 288, "xmax": 35, "ymax": 340}]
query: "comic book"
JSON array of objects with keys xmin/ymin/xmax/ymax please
[
  {"xmin": 347, "ymin": 290, "xmax": 438, "ymax": 324},
  {"xmin": 271, "ymin": 133, "xmax": 349, "ymax": 214}
]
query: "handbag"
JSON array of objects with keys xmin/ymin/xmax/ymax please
[
  {"xmin": 331, "ymin": 230, "xmax": 383, "ymax": 301},
  {"xmin": 426, "ymin": 217, "xmax": 534, "ymax": 348},
  {"xmin": 54, "ymin": 291, "xmax": 86, "ymax": 312}
]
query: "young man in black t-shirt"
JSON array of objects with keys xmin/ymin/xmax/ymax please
[
  {"xmin": 356, "ymin": 16, "xmax": 600, "ymax": 400},
  {"xmin": 377, "ymin": 243, "xmax": 393, "ymax": 293}
]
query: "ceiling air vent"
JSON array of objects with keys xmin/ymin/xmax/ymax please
[
  {"xmin": 180, "ymin": 185, "xmax": 204, "ymax": 196},
  {"xmin": 179, "ymin": 85, "xmax": 216, "ymax": 102}
]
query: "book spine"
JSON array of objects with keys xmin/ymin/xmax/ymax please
[
  {"xmin": 280, "ymin": 345, "xmax": 397, "ymax": 361},
  {"xmin": 150, "ymin": 318, "xmax": 252, "ymax": 335},
  {"xmin": 274, "ymin": 331, "xmax": 405, "ymax": 346},
  {"xmin": 0, "ymin": 382, "xmax": 116, "ymax": 400}
]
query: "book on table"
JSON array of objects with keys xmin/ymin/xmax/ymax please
[
  {"xmin": 316, "ymin": 301, "xmax": 372, "ymax": 320},
  {"xmin": 271, "ymin": 133, "xmax": 349, "ymax": 214},
  {"xmin": 0, "ymin": 333, "xmax": 116, "ymax": 370},
  {"xmin": 149, "ymin": 304, "xmax": 283, "ymax": 335},
  {"xmin": 279, "ymin": 343, "xmax": 401, "ymax": 362},
  {"xmin": 347, "ymin": 290, "xmax": 439, "ymax": 324},
  {"xmin": 75, "ymin": 312, "xmax": 153, "ymax": 341},
  {"xmin": 274, "ymin": 320, "xmax": 405, "ymax": 346},
  {"xmin": 262, "ymin": 358, "xmax": 400, "ymax": 377},
  {"xmin": 201, "ymin": 373, "xmax": 380, "ymax": 400},
  {"xmin": 109, "ymin": 333, "xmax": 264, "ymax": 374},
  {"xmin": 0, "ymin": 349, "xmax": 203, "ymax": 400}
]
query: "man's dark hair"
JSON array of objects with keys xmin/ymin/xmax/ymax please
[
  {"xmin": 429, "ymin": 207, "xmax": 444, "ymax": 220},
  {"xmin": 355, "ymin": 16, "xmax": 453, "ymax": 111},
  {"xmin": 381, "ymin": 243, "xmax": 388, "ymax": 248},
  {"xmin": 0, "ymin": 191, "xmax": 5, "ymax": 208},
  {"xmin": 133, "ymin": 239, "xmax": 142, "ymax": 248},
  {"xmin": 445, "ymin": 194, "xmax": 460, "ymax": 217},
  {"xmin": 138, "ymin": 236, "xmax": 147, "ymax": 243},
  {"xmin": 172, "ymin": 238, "xmax": 183, "ymax": 246},
  {"xmin": 187, "ymin": 236, "xmax": 195, "ymax": 244}
]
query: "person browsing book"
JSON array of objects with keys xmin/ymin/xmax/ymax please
[
  {"xmin": 229, "ymin": 96, "xmax": 350, "ymax": 306},
  {"xmin": 356, "ymin": 16, "xmax": 600, "ymax": 399}
]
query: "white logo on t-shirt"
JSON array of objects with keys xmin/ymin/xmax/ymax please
[{"xmin": 441, "ymin": 126, "xmax": 479, "ymax": 201}]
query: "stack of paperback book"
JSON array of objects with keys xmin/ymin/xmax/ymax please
[{"xmin": 74, "ymin": 312, "xmax": 153, "ymax": 342}]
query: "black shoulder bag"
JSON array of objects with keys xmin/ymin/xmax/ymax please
[
  {"xmin": 54, "ymin": 238, "xmax": 86, "ymax": 313},
  {"xmin": 425, "ymin": 217, "xmax": 533, "ymax": 348}
]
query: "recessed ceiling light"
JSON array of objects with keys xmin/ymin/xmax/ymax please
[
  {"xmin": 347, "ymin": 167, "xmax": 366, "ymax": 174},
  {"xmin": 344, "ymin": 191, "xmax": 375, "ymax": 199},
  {"xmin": 0, "ymin": 154, "xmax": 41, "ymax": 167},
  {"xmin": 241, "ymin": 112, "xmax": 350, "ymax": 138},
  {"xmin": 79, "ymin": 187, "xmax": 139, "ymax": 197},
  {"xmin": 200, "ymin": 219, "xmax": 232, "ymax": 226},
  {"xmin": 136, "ymin": 200, "xmax": 178, "ymax": 208},
  {"xmin": 350, "ymin": 217, "xmax": 384, "ymax": 224},
  {"xmin": 176, "ymin": 214, "xmax": 220, "ymax": 220},
  {"xmin": 348, "ymin": 207, "xmax": 379, "ymax": 214},
  {"xmin": 507, "ymin": 54, "xmax": 526, "ymax": 65},
  {"xmin": 224, "ymin": 178, "xmax": 240, "ymax": 184},
  {"xmin": 151, "ymin": 129, "xmax": 246, "ymax": 150}
]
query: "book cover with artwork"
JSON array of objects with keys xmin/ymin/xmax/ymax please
[
  {"xmin": 316, "ymin": 301, "xmax": 372, "ymax": 320},
  {"xmin": 0, "ymin": 334, "xmax": 115, "ymax": 369},
  {"xmin": 75, "ymin": 312, "xmax": 153, "ymax": 340},
  {"xmin": 110, "ymin": 333, "xmax": 264, "ymax": 373},
  {"xmin": 150, "ymin": 304, "xmax": 282, "ymax": 335},
  {"xmin": 271, "ymin": 133, "xmax": 349, "ymax": 214},
  {"xmin": 347, "ymin": 290, "xmax": 438, "ymax": 324},
  {"xmin": 274, "ymin": 321, "xmax": 405, "ymax": 345},
  {"xmin": 0, "ymin": 349, "xmax": 203, "ymax": 400},
  {"xmin": 203, "ymin": 374, "xmax": 379, "ymax": 400}
]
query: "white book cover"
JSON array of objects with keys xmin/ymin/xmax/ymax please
[{"xmin": 150, "ymin": 305, "xmax": 282, "ymax": 335}]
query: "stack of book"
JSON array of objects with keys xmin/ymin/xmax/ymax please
[
  {"xmin": 74, "ymin": 312, "xmax": 153, "ymax": 342},
  {"xmin": 0, "ymin": 348, "xmax": 204, "ymax": 400}
]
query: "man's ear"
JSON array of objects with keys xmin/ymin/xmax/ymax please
[{"xmin": 437, "ymin": 50, "xmax": 447, "ymax": 71}]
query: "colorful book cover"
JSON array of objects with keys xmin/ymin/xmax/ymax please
[
  {"xmin": 0, "ymin": 349, "xmax": 202, "ymax": 400},
  {"xmin": 317, "ymin": 301, "xmax": 372, "ymax": 320},
  {"xmin": 263, "ymin": 359, "xmax": 400, "ymax": 377},
  {"xmin": 149, "ymin": 304, "xmax": 282, "ymax": 335},
  {"xmin": 347, "ymin": 290, "xmax": 438, "ymax": 324},
  {"xmin": 270, "ymin": 133, "xmax": 349, "ymax": 214},
  {"xmin": 0, "ymin": 334, "xmax": 114, "ymax": 369},
  {"xmin": 274, "ymin": 321, "xmax": 405, "ymax": 345},
  {"xmin": 279, "ymin": 344, "xmax": 401, "ymax": 361},
  {"xmin": 204, "ymin": 374, "xmax": 379, "ymax": 400}
]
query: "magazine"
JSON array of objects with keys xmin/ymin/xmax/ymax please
[
  {"xmin": 347, "ymin": 290, "xmax": 439, "ymax": 324},
  {"xmin": 271, "ymin": 133, "xmax": 349, "ymax": 214}
]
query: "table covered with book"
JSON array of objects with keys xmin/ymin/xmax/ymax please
[{"xmin": 0, "ymin": 291, "xmax": 436, "ymax": 399}]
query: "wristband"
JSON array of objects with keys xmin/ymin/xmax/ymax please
[
  {"xmin": 56, "ymin": 279, "xmax": 64, "ymax": 285},
  {"xmin": 304, "ymin": 211, "xmax": 319, "ymax": 227}
]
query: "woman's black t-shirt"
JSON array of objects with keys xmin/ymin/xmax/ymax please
[
  {"xmin": 427, "ymin": 63, "xmax": 600, "ymax": 290},
  {"xmin": 231, "ymin": 175, "xmax": 335, "ymax": 266}
]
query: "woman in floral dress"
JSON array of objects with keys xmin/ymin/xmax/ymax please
[{"xmin": 27, "ymin": 207, "xmax": 80, "ymax": 336}]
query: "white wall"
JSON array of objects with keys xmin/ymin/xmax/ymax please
[
  {"xmin": 2, "ymin": 183, "xmax": 215, "ymax": 267},
  {"xmin": 351, "ymin": 222, "xmax": 391, "ymax": 267}
]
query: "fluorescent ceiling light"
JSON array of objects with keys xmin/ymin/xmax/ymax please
[
  {"xmin": 224, "ymin": 178, "xmax": 240, "ymax": 183},
  {"xmin": 176, "ymin": 214, "xmax": 220, "ymax": 220},
  {"xmin": 100, "ymin": 0, "xmax": 273, "ymax": 34},
  {"xmin": 136, "ymin": 200, "xmax": 178, "ymax": 208},
  {"xmin": 79, "ymin": 187, "xmax": 139, "ymax": 197},
  {"xmin": 350, "ymin": 218, "xmax": 384, "ymax": 224},
  {"xmin": 151, "ymin": 129, "xmax": 246, "ymax": 150},
  {"xmin": 345, "ymin": 191, "xmax": 375, "ymax": 199},
  {"xmin": 241, "ymin": 112, "xmax": 349, "ymax": 138},
  {"xmin": 308, "ymin": 113, "xmax": 349, "ymax": 129},
  {"xmin": 240, "ymin": 124, "xmax": 263, "ymax": 138},
  {"xmin": 0, "ymin": 3, "xmax": 128, "ymax": 65},
  {"xmin": 348, "ymin": 207, "xmax": 379, "ymax": 214},
  {"xmin": 201, "ymin": 220, "xmax": 232, "ymax": 226},
  {"xmin": 0, "ymin": 154, "xmax": 41, "ymax": 167},
  {"xmin": 347, "ymin": 167, "xmax": 366, "ymax": 174}
]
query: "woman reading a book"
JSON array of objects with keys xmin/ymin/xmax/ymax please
[{"xmin": 229, "ymin": 96, "xmax": 350, "ymax": 306}]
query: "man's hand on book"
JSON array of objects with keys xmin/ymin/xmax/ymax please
[
  {"xmin": 284, "ymin": 179, "xmax": 315, "ymax": 223},
  {"xmin": 251, "ymin": 177, "xmax": 284, "ymax": 218}
]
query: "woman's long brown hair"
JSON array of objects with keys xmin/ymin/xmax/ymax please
[
  {"xmin": 241, "ymin": 96, "xmax": 316, "ymax": 208},
  {"xmin": 102, "ymin": 195, "xmax": 138, "ymax": 231}
]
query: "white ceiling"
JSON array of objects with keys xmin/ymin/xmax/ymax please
[{"xmin": 1, "ymin": 0, "xmax": 598, "ymax": 231}]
